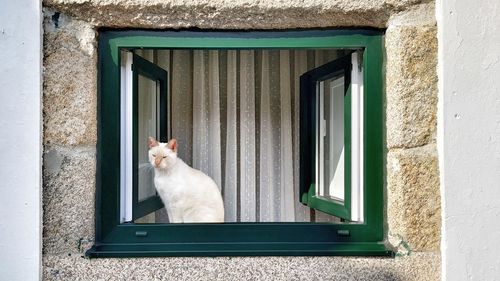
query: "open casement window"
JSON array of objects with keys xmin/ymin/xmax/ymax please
[
  {"xmin": 90, "ymin": 30, "xmax": 388, "ymax": 258},
  {"xmin": 120, "ymin": 52, "xmax": 168, "ymax": 222},
  {"xmin": 300, "ymin": 52, "xmax": 364, "ymax": 222}
]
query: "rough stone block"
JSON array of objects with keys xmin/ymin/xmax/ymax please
[
  {"xmin": 43, "ymin": 145, "xmax": 96, "ymax": 255},
  {"xmin": 42, "ymin": 0, "xmax": 430, "ymax": 30},
  {"xmin": 386, "ymin": 22, "xmax": 438, "ymax": 149},
  {"xmin": 387, "ymin": 144, "xmax": 441, "ymax": 252},
  {"xmin": 43, "ymin": 11, "xmax": 97, "ymax": 146},
  {"xmin": 43, "ymin": 252, "xmax": 440, "ymax": 281}
]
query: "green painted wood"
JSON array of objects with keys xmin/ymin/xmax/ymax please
[
  {"xmin": 87, "ymin": 241, "xmax": 394, "ymax": 257},
  {"xmin": 96, "ymin": 32, "xmax": 120, "ymax": 241},
  {"xmin": 363, "ymin": 35, "xmax": 385, "ymax": 241},
  {"xmin": 94, "ymin": 30, "xmax": 387, "ymax": 257},
  {"xmin": 131, "ymin": 54, "xmax": 168, "ymax": 220},
  {"xmin": 299, "ymin": 54, "xmax": 352, "ymax": 220}
]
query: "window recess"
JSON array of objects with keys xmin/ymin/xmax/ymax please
[{"xmin": 89, "ymin": 30, "xmax": 389, "ymax": 257}]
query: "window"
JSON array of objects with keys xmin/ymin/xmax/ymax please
[
  {"xmin": 88, "ymin": 30, "xmax": 389, "ymax": 257},
  {"xmin": 120, "ymin": 52, "xmax": 168, "ymax": 222},
  {"xmin": 300, "ymin": 52, "xmax": 364, "ymax": 222}
]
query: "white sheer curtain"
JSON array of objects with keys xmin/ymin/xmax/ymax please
[{"xmin": 154, "ymin": 49, "xmax": 341, "ymax": 222}]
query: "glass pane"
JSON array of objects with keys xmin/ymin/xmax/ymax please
[
  {"xmin": 137, "ymin": 74, "xmax": 160, "ymax": 202},
  {"xmin": 135, "ymin": 207, "xmax": 169, "ymax": 224},
  {"xmin": 317, "ymin": 75, "xmax": 345, "ymax": 202}
]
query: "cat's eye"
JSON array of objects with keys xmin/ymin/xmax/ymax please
[
  {"xmin": 152, "ymin": 154, "xmax": 156, "ymax": 157},
  {"xmin": 162, "ymin": 156, "xmax": 167, "ymax": 159}
]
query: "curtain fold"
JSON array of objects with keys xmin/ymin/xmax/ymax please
[
  {"xmin": 192, "ymin": 51, "xmax": 223, "ymax": 188},
  {"xmin": 279, "ymin": 50, "xmax": 295, "ymax": 221},
  {"xmin": 171, "ymin": 50, "xmax": 193, "ymax": 164},
  {"xmin": 239, "ymin": 50, "xmax": 257, "ymax": 222},
  {"xmin": 292, "ymin": 50, "xmax": 312, "ymax": 222},
  {"xmin": 224, "ymin": 50, "xmax": 238, "ymax": 222},
  {"xmin": 259, "ymin": 50, "xmax": 274, "ymax": 221}
]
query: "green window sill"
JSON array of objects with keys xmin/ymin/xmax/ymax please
[{"xmin": 86, "ymin": 241, "xmax": 394, "ymax": 258}]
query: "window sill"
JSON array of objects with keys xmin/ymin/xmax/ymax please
[{"xmin": 86, "ymin": 241, "xmax": 394, "ymax": 258}]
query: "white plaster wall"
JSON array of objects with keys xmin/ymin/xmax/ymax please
[
  {"xmin": 0, "ymin": 0, "xmax": 42, "ymax": 280},
  {"xmin": 437, "ymin": 0, "xmax": 500, "ymax": 280}
]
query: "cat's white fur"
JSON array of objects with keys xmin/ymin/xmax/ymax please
[{"xmin": 148, "ymin": 137, "xmax": 224, "ymax": 223}]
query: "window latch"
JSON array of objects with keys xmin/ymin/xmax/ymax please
[
  {"xmin": 135, "ymin": 231, "xmax": 148, "ymax": 237},
  {"xmin": 337, "ymin": 230, "xmax": 350, "ymax": 237}
]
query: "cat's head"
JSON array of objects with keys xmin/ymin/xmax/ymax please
[{"xmin": 148, "ymin": 137, "xmax": 178, "ymax": 170}]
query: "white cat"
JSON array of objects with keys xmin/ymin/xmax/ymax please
[{"xmin": 148, "ymin": 137, "xmax": 224, "ymax": 223}]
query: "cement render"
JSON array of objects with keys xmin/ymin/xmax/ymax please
[
  {"xmin": 42, "ymin": 1, "xmax": 441, "ymax": 280},
  {"xmin": 43, "ymin": 252, "xmax": 440, "ymax": 281}
]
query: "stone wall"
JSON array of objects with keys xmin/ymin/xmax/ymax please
[
  {"xmin": 42, "ymin": 0, "xmax": 440, "ymax": 280},
  {"xmin": 385, "ymin": 3, "xmax": 440, "ymax": 254}
]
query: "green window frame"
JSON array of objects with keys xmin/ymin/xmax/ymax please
[
  {"xmin": 88, "ymin": 30, "xmax": 391, "ymax": 257},
  {"xmin": 131, "ymin": 54, "xmax": 168, "ymax": 220},
  {"xmin": 300, "ymin": 54, "xmax": 354, "ymax": 220}
]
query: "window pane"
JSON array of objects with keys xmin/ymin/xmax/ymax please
[
  {"xmin": 137, "ymin": 74, "xmax": 159, "ymax": 202},
  {"xmin": 318, "ymin": 75, "xmax": 345, "ymax": 202},
  {"xmin": 135, "ymin": 208, "xmax": 169, "ymax": 224}
]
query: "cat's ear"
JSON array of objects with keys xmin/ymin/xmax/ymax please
[
  {"xmin": 148, "ymin": 137, "xmax": 159, "ymax": 148},
  {"xmin": 167, "ymin": 139, "xmax": 177, "ymax": 152}
]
